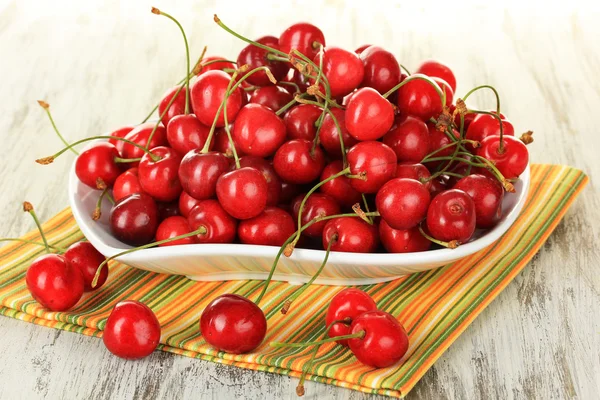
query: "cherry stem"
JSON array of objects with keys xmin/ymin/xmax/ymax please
[
  {"xmin": 91, "ymin": 225, "xmax": 207, "ymax": 288},
  {"xmin": 291, "ymin": 49, "xmax": 332, "ymax": 101},
  {"xmin": 114, "ymin": 157, "xmax": 142, "ymax": 163},
  {"xmin": 462, "ymin": 85, "xmax": 501, "ymax": 115},
  {"xmin": 280, "ymin": 233, "xmax": 336, "ymax": 315},
  {"xmin": 22, "ymin": 202, "xmax": 50, "ymax": 253},
  {"xmin": 93, "ymin": 187, "xmax": 109, "ymax": 221},
  {"xmin": 213, "ymin": 15, "xmax": 288, "ymax": 57},
  {"xmin": 153, "ymin": 8, "xmax": 191, "ymax": 114},
  {"xmin": 468, "ymin": 108, "xmax": 505, "ymax": 152},
  {"xmin": 275, "ymin": 93, "xmax": 307, "ymax": 116},
  {"xmin": 0, "ymin": 238, "xmax": 66, "ymax": 253},
  {"xmin": 418, "ymin": 224, "xmax": 460, "ymax": 249},
  {"xmin": 400, "ymin": 64, "xmax": 411, "ymax": 75},
  {"xmin": 222, "ymin": 70, "xmax": 241, "ymax": 169},
  {"xmin": 472, "ymin": 154, "xmax": 515, "ymax": 192},
  {"xmin": 278, "ymin": 81, "xmax": 301, "ymax": 94},
  {"xmin": 382, "ymin": 75, "xmax": 446, "ymax": 106},
  {"xmin": 361, "ymin": 194, "xmax": 373, "ymax": 224},
  {"xmin": 271, "ymin": 330, "xmax": 365, "ymax": 349},
  {"xmin": 421, "ymin": 139, "xmax": 479, "ymax": 163},
  {"xmin": 310, "ymin": 103, "xmax": 327, "ymax": 154},
  {"xmin": 37, "ymin": 101, "xmax": 78, "ymax": 155}
]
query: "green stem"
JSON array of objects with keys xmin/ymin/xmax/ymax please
[
  {"xmin": 213, "ymin": 15, "xmax": 288, "ymax": 57},
  {"xmin": 38, "ymin": 103, "xmax": 78, "ymax": 155},
  {"xmin": 271, "ymin": 330, "xmax": 365, "ymax": 348},
  {"xmin": 468, "ymin": 109, "xmax": 505, "ymax": 152},
  {"xmin": 383, "ymin": 74, "xmax": 445, "ymax": 106},
  {"xmin": 24, "ymin": 205, "xmax": 50, "ymax": 253},
  {"xmin": 462, "ymin": 85, "xmax": 501, "ymax": 115},
  {"xmin": 223, "ymin": 71, "xmax": 241, "ymax": 169},
  {"xmin": 113, "ymin": 157, "xmax": 142, "ymax": 163},
  {"xmin": 278, "ymin": 81, "xmax": 301, "ymax": 94},
  {"xmin": 418, "ymin": 224, "xmax": 458, "ymax": 249},
  {"xmin": 0, "ymin": 238, "xmax": 66, "ymax": 253},
  {"xmin": 275, "ymin": 95, "xmax": 303, "ymax": 116},
  {"xmin": 400, "ymin": 64, "xmax": 411, "ymax": 76}
]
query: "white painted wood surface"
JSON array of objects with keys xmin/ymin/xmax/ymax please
[{"xmin": 0, "ymin": 1, "xmax": 599, "ymax": 399}]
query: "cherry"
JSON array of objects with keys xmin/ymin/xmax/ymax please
[
  {"xmin": 166, "ymin": 114, "xmax": 209, "ymax": 156},
  {"xmin": 477, "ymin": 135, "xmax": 529, "ymax": 179},
  {"xmin": 466, "ymin": 113, "xmax": 515, "ymax": 146},
  {"xmin": 396, "ymin": 74, "xmax": 444, "ymax": 121},
  {"xmin": 178, "ymin": 191, "xmax": 201, "ymax": 218},
  {"xmin": 122, "ymin": 122, "xmax": 168, "ymax": 161},
  {"xmin": 279, "ymin": 22, "xmax": 325, "ymax": 60},
  {"xmin": 313, "ymin": 46, "xmax": 364, "ymax": 98},
  {"xmin": 64, "ymin": 242, "xmax": 108, "ymax": 292},
  {"xmin": 424, "ymin": 124, "xmax": 455, "ymax": 169},
  {"xmin": 238, "ymin": 156, "xmax": 282, "ymax": 206},
  {"xmin": 238, "ymin": 207, "xmax": 296, "ymax": 246},
  {"xmin": 138, "ymin": 146, "xmax": 183, "ymax": 202},
  {"xmin": 157, "ymin": 200, "xmax": 180, "ymax": 221},
  {"xmin": 231, "ymin": 104, "xmax": 287, "ymax": 157},
  {"xmin": 383, "ymin": 115, "xmax": 431, "ymax": 162},
  {"xmin": 322, "ymin": 217, "xmax": 379, "ymax": 253},
  {"xmin": 216, "ymin": 167, "xmax": 268, "ymax": 220},
  {"xmin": 379, "ymin": 220, "xmax": 431, "ymax": 253},
  {"xmin": 292, "ymin": 193, "xmax": 340, "ymax": 238},
  {"xmin": 273, "ymin": 139, "xmax": 326, "ymax": 184},
  {"xmin": 319, "ymin": 160, "xmax": 362, "ymax": 208},
  {"xmin": 200, "ymin": 293, "xmax": 267, "ymax": 354},
  {"xmin": 355, "ymin": 44, "xmax": 372, "ymax": 55},
  {"xmin": 212, "ymin": 126, "xmax": 243, "ymax": 158},
  {"xmin": 248, "ymin": 85, "xmax": 293, "ymax": 112},
  {"xmin": 113, "ymin": 168, "xmax": 145, "ymax": 202},
  {"xmin": 318, "ymin": 108, "xmax": 358, "ymax": 158},
  {"xmin": 432, "ymin": 77, "xmax": 454, "ymax": 106},
  {"xmin": 359, "ymin": 45, "xmax": 401, "ymax": 94},
  {"xmin": 429, "ymin": 177, "xmax": 449, "ymax": 198},
  {"xmin": 188, "ymin": 200, "xmax": 237, "ymax": 243},
  {"xmin": 395, "ymin": 162, "xmax": 432, "ymax": 188},
  {"xmin": 108, "ymin": 125, "xmax": 135, "ymax": 156},
  {"xmin": 416, "ymin": 60, "xmax": 457, "ymax": 92},
  {"xmin": 178, "ymin": 150, "xmax": 230, "ymax": 200},
  {"xmin": 195, "ymin": 56, "xmax": 236, "ymax": 75},
  {"xmin": 347, "ymin": 141, "xmax": 397, "ymax": 193},
  {"xmin": 103, "ymin": 300, "xmax": 161, "ymax": 360},
  {"xmin": 156, "ymin": 215, "xmax": 197, "ymax": 246},
  {"xmin": 449, "ymin": 104, "xmax": 476, "ymax": 131},
  {"xmin": 190, "ymin": 70, "xmax": 243, "ymax": 127},
  {"xmin": 325, "ymin": 288, "xmax": 377, "ymax": 346},
  {"xmin": 284, "ymin": 104, "xmax": 322, "ymax": 141},
  {"xmin": 348, "ymin": 311, "xmax": 409, "ymax": 368},
  {"xmin": 158, "ymin": 85, "xmax": 186, "ymax": 127},
  {"xmin": 279, "ymin": 181, "xmax": 304, "ymax": 205},
  {"xmin": 345, "ymin": 87, "xmax": 395, "ymax": 141},
  {"xmin": 26, "ymin": 254, "xmax": 84, "ymax": 311},
  {"xmin": 75, "ymin": 142, "xmax": 122, "ymax": 189},
  {"xmin": 237, "ymin": 36, "xmax": 289, "ymax": 86},
  {"xmin": 426, "ymin": 189, "xmax": 476, "ymax": 244},
  {"xmin": 454, "ymin": 174, "xmax": 504, "ymax": 228},
  {"xmin": 110, "ymin": 193, "xmax": 159, "ymax": 246},
  {"xmin": 376, "ymin": 178, "xmax": 430, "ymax": 230}
]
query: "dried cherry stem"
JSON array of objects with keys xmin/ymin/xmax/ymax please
[
  {"xmin": 520, "ymin": 130, "xmax": 534, "ymax": 145},
  {"xmin": 306, "ymin": 86, "xmax": 343, "ymax": 109},
  {"xmin": 468, "ymin": 109, "xmax": 505, "ymax": 152},
  {"xmin": 280, "ymin": 234, "xmax": 336, "ymax": 315},
  {"xmin": 352, "ymin": 203, "xmax": 378, "ymax": 224},
  {"xmin": 92, "ymin": 185, "xmax": 110, "ymax": 221},
  {"xmin": 462, "ymin": 85, "xmax": 501, "ymax": 115},
  {"xmin": 0, "ymin": 238, "xmax": 66, "ymax": 253},
  {"xmin": 213, "ymin": 15, "xmax": 288, "ymax": 57},
  {"xmin": 22, "ymin": 201, "xmax": 49, "ymax": 253},
  {"xmin": 37, "ymin": 101, "xmax": 78, "ymax": 155},
  {"xmin": 271, "ymin": 330, "xmax": 365, "ymax": 348},
  {"xmin": 418, "ymin": 225, "xmax": 460, "ymax": 249},
  {"xmin": 361, "ymin": 194, "xmax": 373, "ymax": 224},
  {"xmin": 382, "ymin": 75, "xmax": 446, "ymax": 106},
  {"xmin": 291, "ymin": 49, "xmax": 333, "ymax": 101},
  {"xmin": 222, "ymin": 70, "xmax": 242, "ymax": 169}
]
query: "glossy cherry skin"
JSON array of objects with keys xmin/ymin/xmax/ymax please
[
  {"xmin": 424, "ymin": 124, "xmax": 455, "ymax": 170},
  {"xmin": 282, "ymin": 68, "xmax": 310, "ymax": 92},
  {"xmin": 318, "ymin": 108, "xmax": 358, "ymax": 158},
  {"xmin": 313, "ymin": 46, "xmax": 365, "ymax": 98},
  {"xmin": 75, "ymin": 142, "xmax": 121, "ymax": 189},
  {"xmin": 178, "ymin": 191, "xmax": 201, "ymax": 218},
  {"xmin": 158, "ymin": 86, "xmax": 186, "ymax": 127},
  {"xmin": 273, "ymin": 139, "xmax": 326, "ymax": 184},
  {"xmin": 432, "ymin": 77, "xmax": 454, "ymax": 106},
  {"xmin": 188, "ymin": 200, "xmax": 237, "ymax": 243},
  {"xmin": 64, "ymin": 242, "xmax": 107, "ymax": 292},
  {"xmin": 292, "ymin": 193, "xmax": 341, "ymax": 238},
  {"xmin": 212, "ymin": 127, "xmax": 243, "ymax": 158},
  {"xmin": 454, "ymin": 174, "xmax": 504, "ymax": 228},
  {"xmin": 379, "ymin": 220, "xmax": 431, "ymax": 253},
  {"xmin": 279, "ymin": 22, "xmax": 325, "ymax": 60},
  {"xmin": 359, "ymin": 45, "xmax": 401, "ymax": 94},
  {"xmin": 415, "ymin": 60, "xmax": 457, "ymax": 92},
  {"xmin": 103, "ymin": 300, "xmax": 161, "ymax": 360},
  {"xmin": 284, "ymin": 104, "xmax": 322, "ymax": 141},
  {"xmin": 348, "ymin": 311, "xmax": 409, "ymax": 368},
  {"xmin": 376, "ymin": 178, "xmax": 430, "ymax": 230},
  {"xmin": 178, "ymin": 150, "xmax": 230, "ymax": 200},
  {"xmin": 108, "ymin": 125, "xmax": 135, "ymax": 156},
  {"xmin": 325, "ymin": 288, "xmax": 377, "ymax": 346},
  {"xmin": 466, "ymin": 113, "xmax": 515, "ymax": 147},
  {"xmin": 395, "ymin": 162, "xmax": 431, "ymax": 188},
  {"xmin": 319, "ymin": 160, "xmax": 362, "ymax": 208},
  {"xmin": 355, "ymin": 44, "xmax": 372, "ymax": 54},
  {"xmin": 216, "ymin": 167, "xmax": 268, "ymax": 220},
  {"xmin": 231, "ymin": 104, "xmax": 287, "ymax": 157},
  {"xmin": 113, "ymin": 168, "xmax": 144, "ymax": 202},
  {"xmin": 248, "ymin": 85, "xmax": 293, "ymax": 112},
  {"xmin": 196, "ymin": 56, "xmax": 236, "ymax": 75},
  {"xmin": 396, "ymin": 74, "xmax": 444, "ymax": 121},
  {"xmin": 238, "ymin": 207, "xmax": 296, "ymax": 246},
  {"xmin": 138, "ymin": 146, "xmax": 182, "ymax": 202},
  {"xmin": 427, "ymin": 189, "xmax": 476, "ymax": 243},
  {"xmin": 155, "ymin": 216, "xmax": 197, "ymax": 246},
  {"xmin": 166, "ymin": 114, "xmax": 209, "ymax": 156},
  {"xmin": 322, "ymin": 217, "xmax": 379, "ymax": 253},
  {"xmin": 237, "ymin": 36, "xmax": 289, "ymax": 86},
  {"xmin": 238, "ymin": 156, "xmax": 281, "ymax": 206},
  {"xmin": 25, "ymin": 254, "xmax": 84, "ymax": 311},
  {"xmin": 347, "ymin": 141, "xmax": 397, "ymax": 193},
  {"xmin": 477, "ymin": 135, "xmax": 529, "ymax": 179},
  {"xmin": 345, "ymin": 87, "xmax": 395, "ymax": 141},
  {"xmin": 122, "ymin": 122, "xmax": 168, "ymax": 162},
  {"xmin": 110, "ymin": 193, "xmax": 159, "ymax": 246},
  {"xmin": 429, "ymin": 177, "xmax": 449, "ymax": 198},
  {"xmin": 190, "ymin": 70, "xmax": 243, "ymax": 127},
  {"xmin": 383, "ymin": 116, "xmax": 431, "ymax": 163}
]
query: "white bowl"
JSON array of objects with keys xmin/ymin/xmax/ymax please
[{"xmin": 69, "ymin": 154, "xmax": 530, "ymax": 286}]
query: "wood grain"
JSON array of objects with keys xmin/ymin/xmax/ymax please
[{"xmin": 0, "ymin": 1, "xmax": 598, "ymax": 399}]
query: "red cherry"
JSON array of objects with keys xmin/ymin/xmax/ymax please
[
  {"xmin": 448, "ymin": 104, "xmax": 476, "ymax": 131},
  {"xmin": 279, "ymin": 22, "xmax": 325, "ymax": 60},
  {"xmin": 426, "ymin": 189, "xmax": 476, "ymax": 243},
  {"xmin": 396, "ymin": 74, "xmax": 444, "ymax": 121},
  {"xmin": 26, "ymin": 254, "xmax": 84, "ymax": 311},
  {"xmin": 415, "ymin": 60, "xmax": 457, "ymax": 92},
  {"xmin": 348, "ymin": 311, "xmax": 409, "ymax": 368},
  {"xmin": 196, "ymin": 56, "xmax": 236, "ymax": 75},
  {"xmin": 238, "ymin": 156, "xmax": 282, "ymax": 206},
  {"xmin": 200, "ymin": 294, "xmax": 267, "ymax": 354},
  {"xmin": 103, "ymin": 300, "xmax": 161, "ymax": 360},
  {"xmin": 313, "ymin": 46, "xmax": 364, "ymax": 98},
  {"xmin": 292, "ymin": 193, "xmax": 341, "ymax": 238},
  {"xmin": 236, "ymin": 36, "xmax": 289, "ymax": 86},
  {"xmin": 318, "ymin": 108, "xmax": 358, "ymax": 158},
  {"xmin": 466, "ymin": 113, "xmax": 515, "ymax": 146},
  {"xmin": 75, "ymin": 142, "xmax": 121, "ymax": 189},
  {"xmin": 432, "ymin": 77, "xmax": 454, "ymax": 106},
  {"xmin": 273, "ymin": 139, "xmax": 326, "ymax": 184},
  {"xmin": 476, "ymin": 135, "xmax": 529, "ymax": 179},
  {"xmin": 178, "ymin": 191, "xmax": 201, "ymax": 218},
  {"xmin": 231, "ymin": 104, "xmax": 287, "ymax": 157},
  {"xmin": 325, "ymin": 288, "xmax": 377, "ymax": 346},
  {"xmin": 178, "ymin": 150, "xmax": 230, "ymax": 200},
  {"xmin": 355, "ymin": 44, "xmax": 372, "ymax": 55},
  {"xmin": 347, "ymin": 141, "xmax": 397, "ymax": 193},
  {"xmin": 110, "ymin": 193, "xmax": 159, "ymax": 246},
  {"xmin": 156, "ymin": 216, "xmax": 197, "ymax": 246},
  {"xmin": 345, "ymin": 87, "xmax": 395, "ymax": 141},
  {"xmin": 395, "ymin": 162, "xmax": 431, "ymax": 188},
  {"xmin": 379, "ymin": 220, "xmax": 431, "ymax": 253},
  {"xmin": 359, "ymin": 45, "xmax": 401, "ymax": 94},
  {"xmin": 166, "ymin": 114, "xmax": 209, "ymax": 156},
  {"xmin": 454, "ymin": 174, "xmax": 504, "ymax": 228},
  {"xmin": 113, "ymin": 168, "xmax": 145, "ymax": 202},
  {"xmin": 429, "ymin": 177, "xmax": 449, "ymax": 198},
  {"xmin": 238, "ymin": 207, "xmax": 296, "ymax": 246},
  {"xmin": 322, "ymin": 217, "xmax": 379, "ymax": 253},
  {"xmin": 424, "ymin": 124, "xmax": 455, "ymax": 170},
  {"xmin": 319, "ymin": 160, "xmax": 362, "ymax": 208},
  {"xmin": 64, "ymin": 242, "xmax": 107, "ymax": 292},
  {"xmin": 138, "ymin": 146, "xmax": 182, "ymax": 202},
  {"xmin": 158, "ymin": 86, "xmax": 186, "ymax": 127},
  {"xmin": 188, "ymin": 200, "xmax": 237, "ymax": 243},
  {"xmin": 248, "ymin": 85, "xmax": 293, "ymax": 112},
  {"xmin": 157, "ymin": 200, "xmax": 180, "ymax": 221},
  {"xmin": 122, "ymin": 122, "xmax": 168, "ymax": 162},
  {"xmin": 376, "ymin": 178, "xmax": 430, "ymax": 230},
  {"xmin": 190, "ymin": 70, "xmax": 243, "ymax": 127},
  {"xmin": 216, "ymin": 167, "xmax": 268, "ymax": 220},
  {"xmin": 279, "ymin": 181, "xmax": 304, "ymax": 205},
  {"xmin": 284, "ymin": 104, "xmax": 322, "ymax": 141},
  {"xmin": 108, "ymin": 125, "xmax": 135, "ymax": 156},
  {"xmin": 383, "ymin": 116, "xmax": 431, "ymax": 162},
  {"xmin": 212, "ymin": 126, "xmax": 243, "ymax": 158},
  {"xmin": 282, "ymin": 68, "xmax": 310, "ymax": 92}
]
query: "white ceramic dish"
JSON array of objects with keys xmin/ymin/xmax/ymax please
[{"xmin": 69, "ymin": 153, "xmax": 530, "ymax": 286}]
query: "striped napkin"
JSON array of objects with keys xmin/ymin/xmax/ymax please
[{"xmin": 0, "ymin": 164, "xmax": 587, "ymax": 398}]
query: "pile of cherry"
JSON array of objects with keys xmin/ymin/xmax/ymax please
[{"xmin": 13, "ymin": 8, "xmax": 533, "ymax": 396}]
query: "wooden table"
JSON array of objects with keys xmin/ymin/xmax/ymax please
[{"xmin": 1, "ymin": 1, "xmax": 598, "ymax": 398}]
